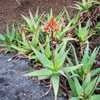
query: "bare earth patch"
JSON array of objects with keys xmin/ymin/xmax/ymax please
[{"xmin": 0, "ymin": 0, "xmax": 76, "ymax": 33}]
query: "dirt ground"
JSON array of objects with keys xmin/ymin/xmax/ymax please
[
  {"xmin": 0, "ymin": 54, "xmax": 66, "ymax": 100},
  {"xmin": 0, "ymin": 0, "xmax": 76, "ymax": 33}
]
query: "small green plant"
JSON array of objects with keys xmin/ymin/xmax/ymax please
[
  {"xmin": 68, "ymin": 72, "xmax": 100, "ymax": 100},
  {"xmin": 0, "ymin": 25, "xmax": 20, "ymax": 51},
  {"xmin": 75, "ymin": 22, "xmax": 95, "ymax": 43},
  {"xmin": 79, "ymin": 44, "xmax": 99, "ymax": 78},
  {"xmin": 26, "ymin": 38, "xmax": 82, "ymax": 100},
  {"xmin": 10, "ymin": 10, "xmax": 43, "ymax": 58},
  {"xmin": 70, "ymin": 42, "xmax": 100, "ymax": 79},
  {"xmin": 11, "ymin": 36, "xmax": 32, "ymax": 56},
  {"xmin": 21, "ymin": 9, "xmax": 43, "ymax": 33},
  {"xmin": 74, "ymin": 0, "xmax": 100, "ymax": 12},
  {"xmin": 11, "ymin": 27, "xmax": 40, "ymax": 58}
]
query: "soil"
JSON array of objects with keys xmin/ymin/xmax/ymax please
[
  {"xmin": 0, "ymin": 54, "xmax": 66, "ymax": 100},
  {"xmin": 0, "ymin": 0, "xmax": 77, "ymax": 33}
]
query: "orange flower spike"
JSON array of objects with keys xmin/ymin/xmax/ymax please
[{"xmin": 44, "ymin": 17, "xmax": 60, "ymax": 33}]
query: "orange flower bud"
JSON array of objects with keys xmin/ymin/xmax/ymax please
[{"xmin": 44, "ymin": 17, "xmax": 60, "ymax": 33}]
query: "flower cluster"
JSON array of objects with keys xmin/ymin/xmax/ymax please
[{"xmin": 44, "ymin": 17, "xmax": 60, "ymax": 33}]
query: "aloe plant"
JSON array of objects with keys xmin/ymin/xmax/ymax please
[
  {"xmin": 79, "ymin": 44, "xmax": 99, "ymax": 78},
  {"xmin": 10, "ymin": 10, "xmax": 43, "ymax": 58},
  {"xmin": 11, "ymin": 28, "xmax": 40, "ymax": 58},
  {"xmin": 56, "ymin": 13, "xmax": 80, "ymax": 40},
  {"xmin": 74, "ymin": 0, "xmax": 100, "ymax": 12},
  {"xmin": 68, "ymin": 71, "xmax": 100, "ymax": 100},
  {"xmin": 0, "ymin": 24, "xmax": 20, "ymax": 51},
  {"xmin": 44, "ymin": 8, "xmax": 80, "ymax": 40},
  {"xmin": 26, "ymin": 38, "xmax": 82, "ymax": 100},
  {"xmin": 21, "ymin": 9, "xmax": 43, "ymax": 33},
  {"xmin": 75, "ymin": 21, "xmax": 95, "ymax": 43},
  {"xmin": 69, "ymin": 42, "xmax": 100, "ymax": 79}
]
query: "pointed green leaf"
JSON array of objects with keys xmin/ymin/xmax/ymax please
[
  {"xmin": 64, "ymin": 64, "xmax": 82, "ymax": 73},
  {"xmin": 0, "ymin": 34, "xmax": 5, "ymax": 41},
  {"xmin": 70, "ymin": 97, "xmax": 79, "ymax": 100},
  {"xmin": 45, "ymin": 36, "xmax": 51, "ymax": 58},
  {"xmin": 91, "ymin": 68, "xmax": 100, "ymax": 77},
  {"xmin": 51, "ymin": 75, "xmax": 60, "ymax": 100},
  {"xmin": 26, "ymin": 69, "xmax": 52, "ymax": 77},
  {"xmin": 21, "ymin": 15, "xmax": 34, "ymax": 32},
  {"xmin": 84, "ymin": 77, "xmax": 98, "ymax": 96},
  {"xmin": 89, "ymin": 95, "xmax": 100, "ymax": 100},
  {"xmin": 32, "ymin": 48, "xmax": 53, "ymax": 69},
  {"xmin": 88, "ymin": 47, "xmax": 99, "ymax": 68},
  {"xmin": 54, "ymin": 39, "xmax": 68, "ymax": 69},
  {"xmin": 68, "ymin": 78, "xmax": 77, "ymax": 96},
  {"xmin": 82, "ymin": 72, "xmax": 91, "ymax": 88},
  {"xmin": 74, "ymin": 78, "xmax": 83, "ymax": 96}
]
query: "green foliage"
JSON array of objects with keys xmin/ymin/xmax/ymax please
[
  {"xmin": 96, "ymin": 22, "xmax": 100, "ymax": 29},
  {"xmin": 95, "ymin": 22, "xmax": 100, "ymax": 34},
  {"xmin": 69, "ymin": 72, "xmax": 99, "ymax": 100},
  {"xmin": 10, "ymin": 10, "xmax": 43, "ymax": 58},
  {"xmin": 79, "ymin": 43, "xmax": 99, "ymax": 78},
  {"xmin": 74, "ymin": 0, "xmax": 100, "ymax": 12},
  {"xmin": 70, "ymin": 42, "xmax": 100, "ymax": 79},
  {"xmin": 21, "ymin": 9, "xmax": 43, "ymax": 33},
  {"xmin": 0, "ymin": 25, "xmax": 20, "ymax": 51},
  {"xmin": 26, "ymin": 38, "xmax": 82, "ymax": 100},
  {"xmin": 44, "ymin": 8, "xmax": 80, "ymax": 40},
  {"xmin": 75, "ymin": 22, "xmax": 95, "ymax": 43},
  {"xmin": 11, "ymin": 38, "xmax": 32, "ymax": 55},
  {"xmin": 68, "ymin": 43, "xmax": 100, "ymax": 100},
  {"xmin": 57, "ymin": 13, "xmax": 80, "ymax": 39},
  {"xmin": 59, "ymin": 8, "xmax": 79, "ymax": 38}
]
